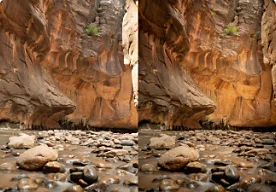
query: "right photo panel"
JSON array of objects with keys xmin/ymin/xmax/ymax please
[{"xmin": 138, "ymin": 0, "xmax": 276, "ymax": 191}]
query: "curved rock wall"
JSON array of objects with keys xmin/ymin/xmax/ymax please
[
  {"xmin": 0, "ymin": 0, "xmax": 137, "ymax": 129},
  {"xmin": 139, "ymin": 0, "xmax": 216, "ymax": 129},
  {"xmin": 139, "ymin": 0, "xmax": 276, "ymax": 128}
]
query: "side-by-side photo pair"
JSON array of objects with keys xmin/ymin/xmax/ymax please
[{"xmin": 0, "ymin": 0, "xmax": 275, "ymax": 191}]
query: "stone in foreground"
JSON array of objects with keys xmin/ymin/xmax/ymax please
[
  {"xmin": 17, "ymin": 145, "xmax": 58, "ymax": 171},
  {"xmin": 158, "ymin": 145, "xmax": 199, "ymax": 171}
]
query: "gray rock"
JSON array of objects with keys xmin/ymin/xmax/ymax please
[{"xmin": 83, "ymin": 165, "xmax": 98, "ymax": 184}]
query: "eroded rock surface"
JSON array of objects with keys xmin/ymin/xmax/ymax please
[
  {"xmin": 139, "ymin": 0, "xmax": 276, "ymax": 128},
  {"xmin": 0, "ymin": 0, "xmax": 137, "ymax": 129}
]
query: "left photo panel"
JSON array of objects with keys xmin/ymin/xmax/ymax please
[{"xmin": 0, "ymin": 0, "xmax": 138, "ymax": 191}]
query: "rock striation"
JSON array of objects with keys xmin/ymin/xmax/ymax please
[
  {"xmin": 0, "ymin": 0, "xmax": 137, "ymax": 129},
  {"xmin": 139, "ymin": 0, "xmax": 276, "ymax": 128}
]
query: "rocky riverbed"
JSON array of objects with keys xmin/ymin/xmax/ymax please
[
  {"xmin": 0, "ymin": 128, "xmax": 138, "ymax": 192},
  {"xmin": 139, "ymin": 129, "xmax": 276, "ymax": 192}
]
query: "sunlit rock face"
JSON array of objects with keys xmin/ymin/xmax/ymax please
[
  {"xmin": 0, "ymin": 0, "xmax": 137, "ymax": 129},
  {"xmin": 139, "ymin": 0, "xmax": 276, "ymax": 128},
  {"xmin": 262, "ymin": 0, "xmax": 276, "ymax": 107},
  {"xmin": 139, "ymin": 0, "xmax": 216, "ymax": 129}
]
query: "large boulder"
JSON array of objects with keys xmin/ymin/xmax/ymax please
[
  {"xmin": 8, "ymin": 133, "xmax": 36, "ymax": 149},
  {"xmin": 158, "ymin": 146, "xmax": 199, "ymax": 171},
  {"xmin": 149, "ymin": 134, "xmax": 176, "ymax": 149},
  {"xmin": 17, "ymin": 145, "xmax": 58, "ymax": 171}
]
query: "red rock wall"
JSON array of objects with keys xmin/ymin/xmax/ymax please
[
  {"xmin": 0, "ymin": 0, "xmax": 137, "ymax": 129},
  {"xmin": 139, "ymin": 0, "xmax": 276, "ymax": 128}
]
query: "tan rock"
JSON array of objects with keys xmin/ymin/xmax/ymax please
[
  {"xmin": 158, "ymin": 146, "xmax": 199, "ymax": 171},
  {"xmin": 17, "ymin": 145, "xmax": 58, "ymax": 171}
]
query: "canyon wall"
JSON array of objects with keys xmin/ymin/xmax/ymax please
[
  {"xmin": 139, "ymin": 0, "xmax": 276, "ymax": 128},
  {"xmin": 0, "ymin": 0, "xmax": 137, "ymax": 129}
]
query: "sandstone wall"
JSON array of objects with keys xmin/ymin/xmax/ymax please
[
  {"xmin": 139, "ymin": 0, "xmax": 276, "ymax": 128},
  {"xmin": 0, "ymin": 0, "xmax": 137, "ymax": 129}
]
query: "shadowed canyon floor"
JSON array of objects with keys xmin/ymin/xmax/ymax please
[
  {"xmin": 138, "ymin": 129, "xmax": 276, "ymax": 192},
  {"xmin": 0, "ymin": 128, "xmax": 138, "ymax": 192}
]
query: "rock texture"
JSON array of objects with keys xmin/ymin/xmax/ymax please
[
  {"xmin": 17, "ymin": 145, "xmax": 58, "ymax": 171},
  {"xmin": 0, "ymin": 0, "xmax": 137, "ymax": 129},
  {"xmin": 139, "ymin": 0, "xmax": 276, "ymax": 128},
  {"xmin": 262, "ymin": 0, "xmax": 276, "ymax": 105},
  {"xmin": 139, "ymin": 0, "xmax": 216, "ymax": 129}
]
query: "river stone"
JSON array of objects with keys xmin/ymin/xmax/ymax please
[
  {"xmin": 17, "ymin": 178, "xmax": 39, "ymax": 191},
  {"xmin": 158, "ymin": 146, "xmax": 199, "ymax": 170},
  {"xmin": 63, "ymin": 184, "xmax": 84, "ymax": 192},
  {"xmin": 0, "ymin": 162, "xmax": 16, "ymax": 171},
  {"xmin": 8, "ymin": 133, "xmax": 36, "ymax": 149},
  {"xmin": 47, "ymin": 173, "xmax": 68, "ymax": 182},
  {"xmin": 149, "ymin": 134, "xmax": 176, "ymax": 149},
  {"xmin": 140, "ymin": 164, "xmax": 158, "ymax": 172},
  {"xmin": 261, "ymin": 139, "xmax": 275, "ymax": 145},
  {"xmin": 159, "ymin": 179, "xmax": 180, "ymax": 191},
  {"xmin": 240, "ymin": 175, "xmax": 262, "ymax": 189},
  {"xmin": 100, "ymin": 175, "xmax": 120, "ymax": 186},
  {"xmin": 17, "ymin": 145, "xmax": 58, "ymax": 171},
  {"xmin": 205, "ymin": 185, "xmax": 225, "ymax": 192},
  {"xmin": 185, "ymin": 161, "xmax": 205, "ymax": 173},
  {"xmin": 121, "ymin": 140, "xmax": 135, "ymax": 146},
  {"xmin": 224, "ymin": 165, "xmax": 240, "ymax": 184},
  {"xmin": 43, "ymin": 161, "xmax": 61, "ymax": 173},
  {"xmin": 248, "ymin": 184, "xmax": 273, "ymax": 192},
  {"xmin": 83, "ymin": 165, "xmax": 98, "ymax": 184},
  {"xmin": 106, "ymin": 185, "xmax": 131, "ymax": 192},
  {"xmin": 70, "ymin": 172, "xmax": 83, "ymax": 183}
]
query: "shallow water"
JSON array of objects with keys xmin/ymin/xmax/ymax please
[{"xmin": 138, "ymin": 129, "xmax": 276, "ymax": 191}]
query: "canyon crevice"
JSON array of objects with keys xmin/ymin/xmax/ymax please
[
  {"xmin": 0, "ymin": 0, "xmax": 137, "ymax": 129},
  {"xmin": 139, "ymin": 0, "xmax": 276, "ymax": 128}
]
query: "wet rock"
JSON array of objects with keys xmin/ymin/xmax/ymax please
[
  {"xmin": 185, "ymin": 161, "xmax": 206, "ymax": 173},
  {"xmin": 152, "ymin": 175, "xmax": 171, "ymax": 182},
  {"xmin": 211, "ymin": 172, "xmax": 224, "ymax": 183},
  {"xmin": 243, "ymin": 148, "xmax": 270, "ymax": 157},
  {"xmin": 140, "ymin": 164, "xmax": 158, "ymax": 172},
  {"xmin": 121, "ymin": 140, "xmax": 135, "ymax": 146},
  {"xmin": 43, "ymin": 161, "xmax": 61, "ymax": 173},
  {"xmin": 188, "ymin": 173, "xmax": 209, "ymax": 182},
  {"xmin": 158, "ymin": 146, "xmax": 199, "ymax": 170},
  {"xmin": 70, "ymin": 172, "xmax": 83, "ymax": 183},
  {"xmin": 17, "ymin": 178, "xmax": 39, "ymax": 191},
  {"xmin": 149, "ymin": 135, "xmax": 175, "ymax": 149},
  {"xmin": 63, "ymin": 184, "xmax": 84, "ymax": 192},
  {"xmin": 8, "ymin": 134, "xmax": 36, "ymax": 149},
  {"xmin": 78, "ymin": 179, "xmax": 89, "ymax": 188},
  {"xmin": 175, "ymin": 178, "xmax": 186, "ymax": 185},
  {"xmin": 248, "ymin": 184, "xmax": 273, "ymax": 192},
  {"xmin": 90, "ymin": 158, "xmax": 112, "ymax": 169},
  {"xmin": 224, "ymin": 165, "xmax": 240, "ymax": 184},
  {"xmin": 159, "ymin": 179, "xmax": 180, "ymax": 191},
  {"xmin": 261, "ymin": 139, "xmax": 275, "ymax": 145},
  {"xmin": 240, "ymin": 175, "xmax": 262, "ymax": 190},
  {"xmin": 0, "ymin": 162, "xmax": 16, "ymax": 171},
  {"xmin": 106, "ymin": 185, "xmax": 131, "ymax": 192},
  {"xmin": 205, "ymin": 185, "xmax": 225, "ymax": 192},
  {"xmin": 10, "ymin": 174, "xmax": 29, "ymax": 181},
  {"xmin": 83, "ymin": 165, "xmax": 98, "ymax": 184},
  {"xmin": 123, "ymin": 175, "xmax": 138, "ymax": 185},
  {"xmin": 104, "ymin": 149, "xmax": 128, "ymax": 157},
  {"xmin": 47, "ymin": 173, "xmax": 68, "ymax": 182},
  {"xmin": 85, "ymin": 183, "xmax": 106, "ymax": 192},
  {"xmin": 184, "ymin": 181, "xmax": 200, "ymax": 189},
  {"xmin": 99, "ymin": 175, "xmax": 120, "ymax": 186},
  {"xmin": 17, "ymin": 145, "xmax": 58, "ymax": 170}
]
